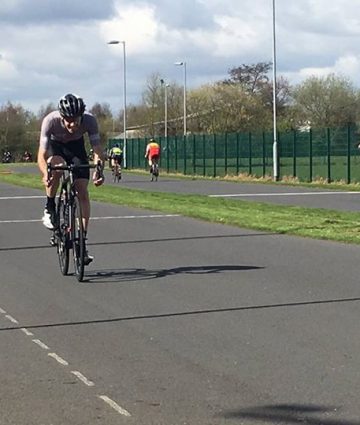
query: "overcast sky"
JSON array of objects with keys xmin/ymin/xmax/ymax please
[{"xmin": 0, "ymin": 0, "xmax": 360, "ymax": 115}]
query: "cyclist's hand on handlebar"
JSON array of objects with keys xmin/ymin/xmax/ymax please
[
  {"xmin": 43, "ymin": 174, "xmax": 53, "ymax": 187},
  {"xmin": 93, "ymin": 161, "xmax": 104, "ymax": 186}
]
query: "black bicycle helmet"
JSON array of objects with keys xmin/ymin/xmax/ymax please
[{"xmin": 58, "ymin": 93, "xmax": 86, "ymax": 118}]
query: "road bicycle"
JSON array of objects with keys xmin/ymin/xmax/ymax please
[
  {"xmin": 48, "ymin": 162, "xmax": 102, "ymax": 282},
  {"xmin": 150, "ymin": 162, "xmax": 159, "ymax": 182},
  {"xmin": 112, "ymin": 161, "xmax": 122, "ymax": 182}
]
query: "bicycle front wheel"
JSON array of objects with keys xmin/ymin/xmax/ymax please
[
  {"xmin": 72, "ymin": 196, "xmax": 85, "ymax": 282},
  {"xmin": 56, "ymin": 189, "xmax": 70, "ymax": 275}
]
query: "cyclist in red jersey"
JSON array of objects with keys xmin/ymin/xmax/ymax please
[{"xmin": 145, "ymin": 139, "xmax": 160, "ymax": 174}]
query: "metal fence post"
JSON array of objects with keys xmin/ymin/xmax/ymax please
[
  {"xmin": 309, "ymin": 129, "xmax": 313, "ymax": 182},
  {"xmin": 248, "ymin": 132, "xmax": 252, "ymax": 175},
  {"xmin": 202, "ymin": 134, "xmax": 206, "ymax": 176},
  {"xmin": 347, "ymin": 124, "xmax": 351, "ymax": 184},
  {"xmin": 262, "ymin": 132, "xmax": 266, "ymax": 177},
  {"xmin": 213, "ymin": 133, "xmax": 217, "ymax": 178},
  {"xmin": 236, "ymin": 133, "xmax": 240, "ymax": 175},
  {"xmin": 293, "ymin": 130, "xmax": 297, "ymax": 178},
  {"xmin": 327, "ymin": 128, "xmax": 331, "ymax": 183}
]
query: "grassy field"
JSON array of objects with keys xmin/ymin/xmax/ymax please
[{"xmin": 1, "ymin": 164, "xmax": 360, "ymax": 245}]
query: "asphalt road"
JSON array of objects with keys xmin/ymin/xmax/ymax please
[
  {"xmin": 6, "ymin": 164, "xmax": 360, "ymax": 212},
  {"xmin": 1, "ymin": 180, "xmax": 360, "ymax": 424}
]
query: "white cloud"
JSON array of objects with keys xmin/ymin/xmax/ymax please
[{"xmin": 1, "ymin": 0, "xmax": 360, "ymax": 113}]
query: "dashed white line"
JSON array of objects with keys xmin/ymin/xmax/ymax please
[
  {"xmin": 71, "ymin": 371, "xmax": 95, "ymax": 387},
  {"xmin": 99, "ymin": 395, "xmax": 131, "ymax": 417},
  {"xmin": 32, "ymin": 339, "xmax": 50, "ymax": 350},
  {"xmin": 48, "ymin": 353, "xmax": 69, "ymax": 366},
  {"xmin": 21, "ymin": 328, "xmax": 34, "ymax": 336},
  {"xmin": 5, "ymin": 314, "xmax": 18, "ymax": 324},
  {"xmin": 0, "ymin": 307, "xmax": 6, "ymax": 314}
]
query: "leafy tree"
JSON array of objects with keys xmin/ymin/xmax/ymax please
[
  {"xmin": 291, "ymin": 74, "xmax": 359, "ymax": 128},
  {"xmin": 224, "ymin": 62, "xmax": 272, "ymax": 93}
]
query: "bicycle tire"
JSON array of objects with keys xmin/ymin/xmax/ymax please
[
  {"xmin": 56, "ymin": 187, "xmax": 70, "ymax": 275},
  {"xmin": 72, "ymin": 195, "xmax": 85, "ymax": 282}
]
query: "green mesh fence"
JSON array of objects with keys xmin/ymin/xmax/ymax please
[{"xmin": 108, "ymin": 124, "xmax": 360, "ymax": 183}]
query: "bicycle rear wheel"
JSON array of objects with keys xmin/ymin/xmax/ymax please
[
  {"xmin": 72, "ymin": 195, "xmax": 85, "ymax": 282},
  {"xmin": 56, "ymin": 188, "xmax": 70, "ymax": 275}
]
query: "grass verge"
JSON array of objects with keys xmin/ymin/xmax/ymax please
[{"xmin": 1, "ymin": 170, "xmax": 360, "ymax": 245}]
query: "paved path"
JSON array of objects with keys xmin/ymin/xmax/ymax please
[
  {"xmin": 1, "ymin": 182, "xmax": 360, "ymax": 424},
  {"xmin": 4, "ymin": 165, "xmax": 360, "ymax": 212}
]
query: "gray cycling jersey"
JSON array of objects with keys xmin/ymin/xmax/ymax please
[{"xmin": 39, "ymin": 110, "xmax": 101, "ymax": 149}]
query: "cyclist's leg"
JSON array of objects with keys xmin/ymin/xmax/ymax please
[
  {"xmin": 74, "ymin": 178, "xmax": 90, "ymax": 231},
  {"xmin": 43, "ymin": 154, "xmax": 66, "ymax": 229},
  {"xmin": 148, "ymin": 156, "xmax": 153, "ymax": 173},
  {"xmin": 74, "ymin": 178, "xmax": 93, "ymax": 265}
]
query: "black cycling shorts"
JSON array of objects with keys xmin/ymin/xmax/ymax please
[
  {"xmin": 48, "ymin": 137, "xmax": 90, "ymax": 180},
  {"xmin": 112, "ymin": 154, "xmax": 123, "ymax": 163}
]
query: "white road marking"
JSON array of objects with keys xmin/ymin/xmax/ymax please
[
  {"xmin": 90, "ymin": 214, "xmax": 180, "ymax": 220},
  {"xmin": 32, "ymin": 339, "xmax": 50, "ymax": 350},
  {"xmin": 0, "ymin": 214, "xmax": 180, "ymax": 224},
  {"xmin": 209, "ymin": 191, "xmax": 360, "ymax": 198},
  {"xmin": 21, "ymin": 328, "xmax": 34, "ymax": 336},
  {"xmin": 71, "ymin": 371, "xmax": 95, "ymax": 387},
  {"xmin": 0, "ymin": 307, "xmax": 6, "ymax": 314},
  {"xmin": 0, "ymin": 196, "xmax": 44, "ymax": 200},
  {"xmin": 99, "ymin": 395, "xmax": 131, "ymax": 417},
  {"xmin": 5, "ymin": 314, "xmax": 18, "ymax": 324},
  {"xmin": 48, "ymin": 353, "xmax": 69, "ymax": 366}
]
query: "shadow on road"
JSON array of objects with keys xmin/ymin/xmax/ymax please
[
  {"xmin": 85, "ymin": 264, "xmax": 263, "ymax": 283},
  {"xmin": 220, "ymin": 403, "xmax": 360, "ymax": 425}
]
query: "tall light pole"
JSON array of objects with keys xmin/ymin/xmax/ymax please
[
  {"xmin": 160, "ymin": 79, "xmax": 169, "ymax": 138},
  {"xmin": 174, "ymin": 61, "xmax": 187, "ymax": 136},
  {"xmin": 108, "ymin": 40, "xmax": 127, "ymax": 168},
  {"xmin": 272, "ymin": 0, "xmax": 279, "ymax": 181}
]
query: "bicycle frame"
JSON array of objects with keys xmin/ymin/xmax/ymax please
[{"xmin": 47, "ymin": 162, "xmax": 99, "ymax": 282}]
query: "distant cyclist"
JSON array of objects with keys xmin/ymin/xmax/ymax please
[
  {"xmin": 145, "ymin": 138, "xmax": 160, "ymax": 174},
  {"xmin": 109, "ymin": 144, "xmax": 123, "ymax": 171},
  {"xmin": 37, "ymin": 93, "xmax": 105, "ymax": 265}
]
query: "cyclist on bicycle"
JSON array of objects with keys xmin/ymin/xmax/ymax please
[
  {"xmin": 37, "ymin": 93, "xmax": 105, "ymax": 265},
  {"xmin": 145, "ymin": 138, "xmax": 160, "ymax": 174},
  {"xmin": 109, "ymin": 144, "xmax": 123, "ymax": 172}
]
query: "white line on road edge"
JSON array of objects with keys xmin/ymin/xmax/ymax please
[
  {"xmin": 98, "ymin": 395, "xmax": 131, "ymax": 417},
  {"xmin": 209, "ymin": 191, "xmax": 360, "ymax": 198},
  {"xmin": 21, "ymin": 328, "xmax": 34, "ymax": 336},
  {"xmin": 32, "ymin": 339, "xmax": 50, "ymax": 350},
  {"xmin": 5, "ymin": 314, "xmax": 18, "ymax": 324},
  {"xmin": 48, "ymin": 353, "xmax": 69, "ymax": 366},
  {"xmin": 71, "ymin": 371, "xmax": 95, "ymax": 387},
  {"xmin": 0, "ymin": 196, "xmax": 44, "ymax": 200},
  {"xmin": 0, "ymin": 214, "xmax": 180, "ymax": 224},
  {"xmin": 90, "ymin": 214, "xmax": 180, "ymax": 220},
  {"xmin": 0, "ymin": 307, "xmax": 6, "ymax": 314}
]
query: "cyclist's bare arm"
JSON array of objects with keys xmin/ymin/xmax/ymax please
[
  {"xmin": 37, "ymin": 146, "xmax": 50, "ymax": 186},
  {"xmin": 92, "ymin": 144, "xmax": 105, "ymax": 186}
]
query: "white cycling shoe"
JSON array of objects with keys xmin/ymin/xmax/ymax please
[{"xmin": 42, "ymin": 208, "xmax": 56, "ymax": 230}]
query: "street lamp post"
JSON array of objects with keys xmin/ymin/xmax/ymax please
[
  {"xmin": 174, "ymin": 61, "xmax": 187, "ymax": 136},
  {"xmin": 160, "ymin": 79, "xmax": 169, "ymax": 138},
  {"xmin": 108, "ymin": 40, "xmax": 127, "ymax": 168},
  {"xmin": 272, "ymin": 0, "xmax": 279, "ymax": 181}
]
